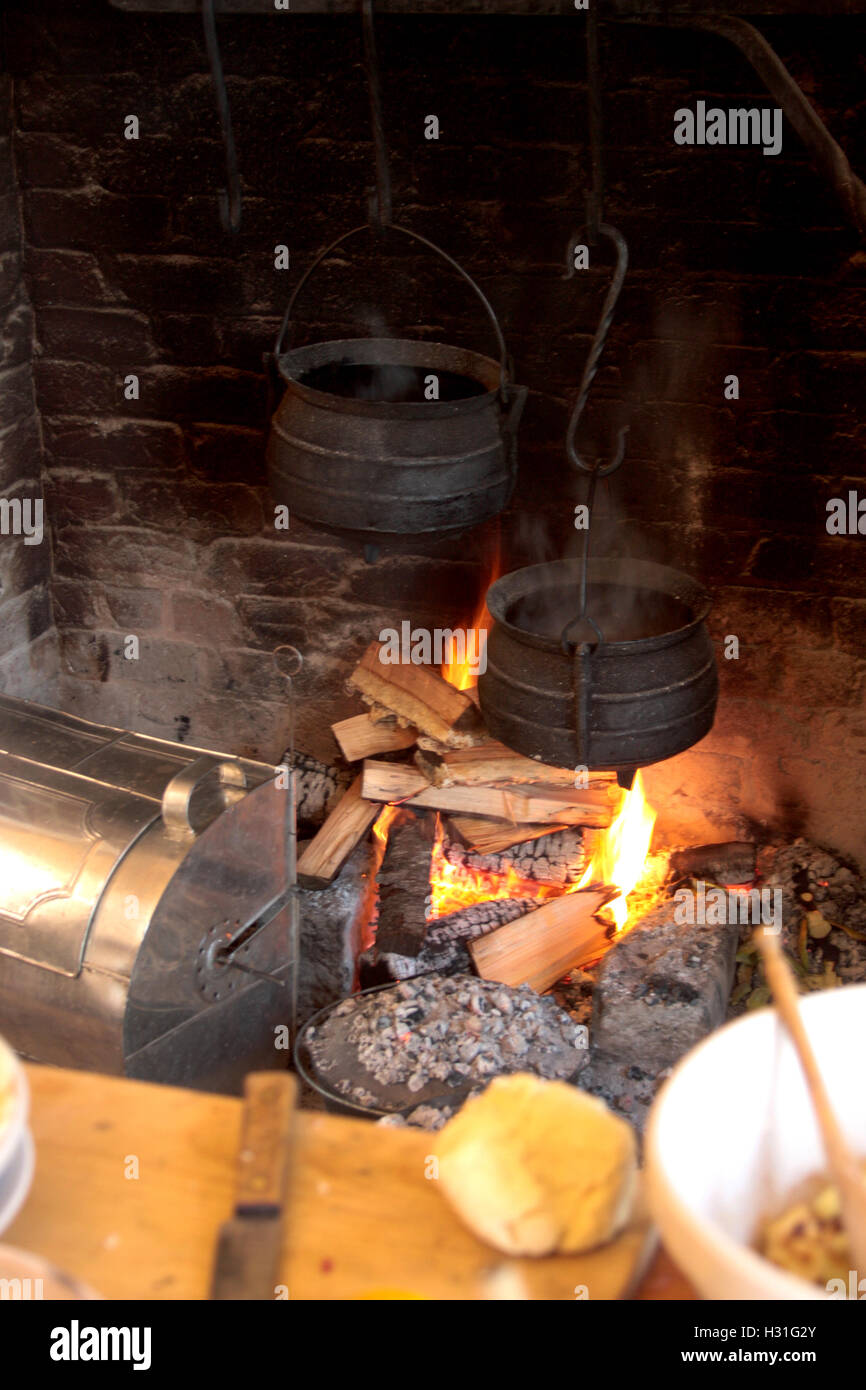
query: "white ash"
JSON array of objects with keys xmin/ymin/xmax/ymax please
[
  {"xmin": 307, "ymin": 972, "xmax": 588, "ymax": 1114},
  {"xmin": 378, "ymin": 1100, "xmax": 469, "ymax": 1131}
]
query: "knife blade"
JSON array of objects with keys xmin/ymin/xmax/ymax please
[{"xmin": 210, "ymin": 1071, "xmax": 297, "ymax": 1301}]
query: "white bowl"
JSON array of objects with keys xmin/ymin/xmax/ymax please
[
  {"xmin": 0, "ymin": 1035, "xmax": 28, "ymax": 1180},
  {"xmin": 645, "ymin": 981, "xmax": 866, "ymax": 1300}
]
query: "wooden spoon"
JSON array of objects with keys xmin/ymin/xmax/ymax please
[{"xmin": 756, "ymin": 929, "xmax": 866, "ymax": 1277}]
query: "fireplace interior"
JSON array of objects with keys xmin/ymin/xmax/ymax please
[{"xmin": 1, "ymin": 0, "xmax": 865, "ymax": 1241}]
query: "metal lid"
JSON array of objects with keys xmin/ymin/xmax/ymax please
[{"xmin": 0, "ymin": 752, "xmax": 161, "ymax": 978}]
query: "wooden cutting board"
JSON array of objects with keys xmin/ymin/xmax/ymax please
[{"xmin": 6, "ymin": 1065, "xmax": 659, "ymax": 1301}]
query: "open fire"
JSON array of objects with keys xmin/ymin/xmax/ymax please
[
  {"xmin": 436, "ymin": 554, "xmax": 659, "ymax": 946},
  {"xmin": 427, "ymin": 772, "xmax": 658, "ymax": 941}
]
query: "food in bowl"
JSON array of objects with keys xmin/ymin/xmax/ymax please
[
  {"xmin": 644, "ymin": 984, "xmax": 866, "ymax": 1300},
  {"xmin": 758, "ymin": 1165, "xmax": 866, "ymax": 1286}
]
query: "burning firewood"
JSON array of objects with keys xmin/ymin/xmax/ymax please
[
  {"xmin": 446, "ymin": 814, "xmax": 566, "ymax": 854},
  {"xmin": 441, "ymin": 826, "xmax": 588, "ymax": 888},
  {"xmin": 360, "ymin": 760, "xmax": 618, "ymax": 827},
  {"xmin": 469, "ymin": 889, "xmax": 612, "ymax": 993},
  {"xmin": 346, "ymin": 641, "xmax": 486, "ymax": 748},
  {"xmin": 413, "ymin": 739, "xmax": 581, "ymax": 788},
  {"xmin": 366, "ymin": 898, "xmax": 538, "ymax": 985},
  {"xmin": 296, "ymin": 774, "xmax": 380, "ymax": 889},
  {"xmin": 374, "ymin": 807, "xmax": 437, "ymax": 958},
  {"xmin": 426, "ymin": 897, "xmax": 536, "ymax": 950},
  {"xmin": 331, "ymin": 712, "xmax": 418, "ymax": 762}
]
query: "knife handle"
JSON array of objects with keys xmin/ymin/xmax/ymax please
[{"xmin": 235, "ymin": 1072, "xmax": 297, "ymax": 1213}]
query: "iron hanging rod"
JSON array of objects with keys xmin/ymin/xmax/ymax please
[
  {"xmin": 361, "ymin": 0, "xmax": 393, "ymax": 228},
  {"xmin": 624, "ymin": 14, "xmax": 866, "ymax": 241},
  {"xmin": 202, "ymin": 0, "xmax": 243, "ymax": 234},
  {"xmin": 564, "ymin": 7, "xmax": 630, "ymax": 480}
]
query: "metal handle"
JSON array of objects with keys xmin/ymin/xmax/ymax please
[
  {"xmin": 161, "ymin": 755, "xmax": 248, "ymax": 838},
  {"xmin": 273, "ymin": 221, "xmax": 512, "ymax": 403},
  {"xmin": 571, "ymin": 645, "xmax": 595, "ymax": 762}
]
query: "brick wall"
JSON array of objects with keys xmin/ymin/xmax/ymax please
[
  {"xmin": 3, "ymin": 1, "xmax": 865, "ymax": 863},
  {"xmin": 0, "ymin": 68, "xmax": 57, "ymax": 700}
]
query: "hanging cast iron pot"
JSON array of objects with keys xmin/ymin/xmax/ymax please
[
  {"xmin": 477, "ymin": 557, "xmax": 718, "ymax": 781},
  {"xmin": 266, "ymin": 224, "xmax": 527, "ymax": 539}
]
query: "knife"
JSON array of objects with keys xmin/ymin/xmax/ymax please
[{"xmin": 210, "ymin": 1071, "xmax": 297, "ymax": 1301}]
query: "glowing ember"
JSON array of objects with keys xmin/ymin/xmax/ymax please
[
  {"xmin": 427, "ymin": 813, "xmax": 564, "ymax": 920},
  {"xmin": 576, "ymin": 770, "xmax": 657, "ymax": 932}
]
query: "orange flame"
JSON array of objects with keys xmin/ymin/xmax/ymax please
[
  {"xmin": 441, "ymin": 537, "xmax": 501, "ymax": 691},
  {"xmin": 576, "ymin": 770, "xmax": 656, "ymax": 932},
  {"xmin": 372, "ymin": 803, "xmax": 400, "ymax": 851}
]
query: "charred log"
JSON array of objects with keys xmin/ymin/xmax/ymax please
[
  {"xmin": 669, "ymin": 841, "xmax": 757, "ymax": 886},
  {"xmin": 441, "ymin": 826, "xmax": 586, "ymax": 887},
  {"xmin": 374, "ymin": 807, "xmax": 437, "ymax": 957}
]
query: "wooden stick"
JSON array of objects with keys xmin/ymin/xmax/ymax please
[
  {"xmin": 447, "ymin": 815, "xmax": 564, "ymax": 854},
  {"xmin": 296, "ymin": 774, "xmax": 380, "ymax": 889},
  {"xmin": 755, "ymin": 929, "xmax": 866, "ymax": 1277},
  {"xmin": 347, "ymin": 641, "xmax": 486, "ymax": 747},
  {"xmin": 360, "ymin": 760, "xmax": 617, "ymax": 827},
  {"xmin": 332, "ymin": 713, "xmax": 417, "ymax": 762},
  {"xmin": 470, "ymin": 889, "xmax": 610, "ymax": 993},
  {"xmin": 414, "ymin": 740, "xmax": 580, "ymax": 788}
]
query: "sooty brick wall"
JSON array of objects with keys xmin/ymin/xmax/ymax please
[
  {"xmin": 3, "ymin": 1, "xmax": 865, "ymax": 863},
  {"xmin": 0, "ymin": 69, "xmax": 57, "ymax": 701}
]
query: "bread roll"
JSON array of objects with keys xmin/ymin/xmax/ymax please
[{"xmin": 435, "ymin": 1073, "xmax": 637, "ymax": 1256}]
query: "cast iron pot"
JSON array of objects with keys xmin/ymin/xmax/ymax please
[
  {"xmin": 266, "ymin": 225, "xmax": 526, "ymax": 538},
  {"xmin": 477, "ymin": 557, "xmax": 718, "ymax": 777}
]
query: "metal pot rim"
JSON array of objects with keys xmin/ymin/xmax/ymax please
[
  {"xmin": 485, "ymin": 557, "xmax": 713, "ymax": 654},
  {"xmin": 274, "ymin": 336, "xmax": 504, "ymax": 417}
]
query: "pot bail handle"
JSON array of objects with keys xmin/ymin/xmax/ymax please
[
  {"xmin": 273, "ymin": 222, "xmax": 512, "ymax": 404},
  {"xmin": 569, "ymin": 643, "xmax": 596, "ymax": 764}
]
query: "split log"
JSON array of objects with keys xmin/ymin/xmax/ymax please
[
  {"xmin": 331, "ymin": 712, "xmax": 417, "ymax": 762},
  {"xmin": 469, "ymin": 889, "xmax": 611, "ymax": 993},
  {"xmin": 360, "ymin": 760, "xmax": 618, "ymax": 827},
  {"xmin": 414, "ymin": 739, "xmax": 579, "ymax": 788},
  {"xmin": 441, "ymin": 826, "xmax": 587, "ymax": 887},
  {"xmin": 669, "ymin": 841, "xmax": 757, "ymax": 886},
  {"xmin": 447, "ymin": 815, "xmax": 564, "ymax": 854},
  {"xmin": 296, "ymin": 774, "xmax": 380, "ymax": 889},
  {"xmin": 347, "ymin": 641, "xmax": 487, "ymax": 747},
  {"xmin": 374, "ymin": 807, "xmax": 437, "ymax": 958}
]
